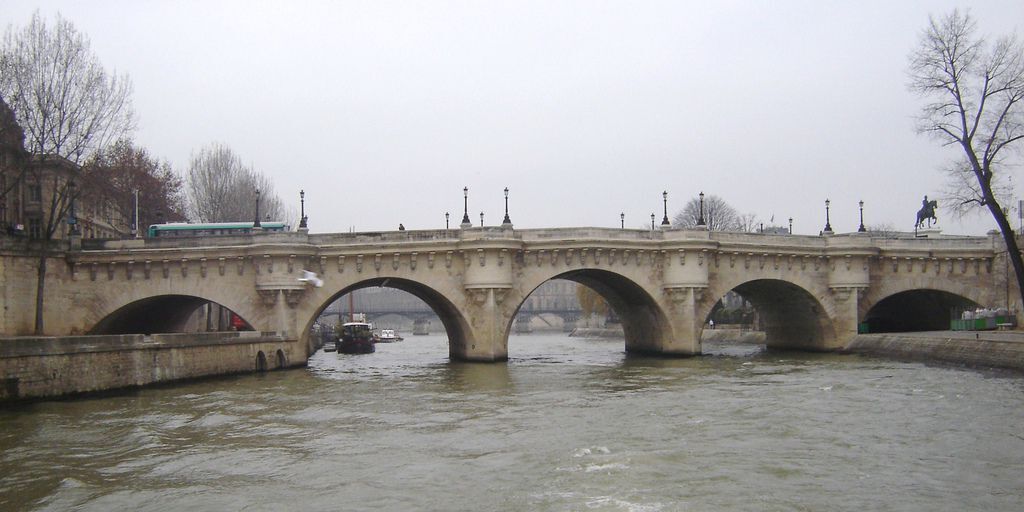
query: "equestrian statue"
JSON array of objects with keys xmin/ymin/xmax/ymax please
[{"xmin": 915, "ymin": 195, "xmax": 938, "ymax": 229}]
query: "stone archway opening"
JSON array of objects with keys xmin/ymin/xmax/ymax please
[
  {"xmin": 699, "ymin": 291, "xmax": 766, "ymax": 355},
  {"xmin": 510, "ymin": 280, "xmax": 586, "ymax": 335},
  {"xmin": 510, "ymin": 270, "xmax": 673, "ymax": 356},
  {"xmin": 89, "ymin": 295, "xmax": 255, "ymax": 335},
  {"xmin": 305, "ymin": 278, "xmax": 469, "ymax": 360},
  {"xmin": 705, "ymin": 279, "xmax": 835, "ymax": 351},
  {"xmin": 864, "ymin": 290, "xmax": 979, "ymax": 333}
]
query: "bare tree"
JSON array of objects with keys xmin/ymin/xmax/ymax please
[
  {"xmin": 1, "ymin": 11, "xmax": 135, "ymax": 334},
  {"xmin": 672, "ymin": 194, "xmax": 753, "ymax": 232},
  {"xmin": 737, "ymin": 212, "xmax": 760, "ymax": 233},
  {"xmin": 1, "ymin": 11, "xmax": 134, "ymax": 164},
  {"xmin": 909, "ymin": 9, "xmax": 1024, "ymax": 307},
  {"xmin": 866, "ymin": 223, "xmax": 900, "ymax": 237},
  {"xmin": 185, "ymin": 143, "xmax": 292, "ymax": 224}
]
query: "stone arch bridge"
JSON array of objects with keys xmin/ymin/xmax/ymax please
[{"xmin": 19, "ymin": 227, "xmax": 1014, "ymax": 363}]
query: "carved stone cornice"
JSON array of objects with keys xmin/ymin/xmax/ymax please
[
  {"xmin": 664, "ymin": 286, "xmax": 707, "ymax": 306},
  {"xmin": 829, "ymin": 286, "xmax": 866, "ymax": 302}
]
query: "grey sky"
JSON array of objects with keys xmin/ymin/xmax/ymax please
[{"xmin": 3, "ymin": 1, "xmax": 1022, "ymax": 234}]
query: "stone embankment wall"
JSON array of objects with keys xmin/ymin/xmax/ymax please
[
  {"xmin": 700, "ymin": 327, "xmax": 766, "ymax": 344},
  {"xmin": 844, "ymin": 332, "xmax": 1024, "ymax": 371},
  {"xmin": 570, "ymin": 325, "xmax": 767, "ymax": 344},
  {"xmin": 0, "ymin": 242, "xmax": 65, "ymax": 336},
  {"xmin": 0, "ymin": 332, "xmax": 303, "ymax": 402}
]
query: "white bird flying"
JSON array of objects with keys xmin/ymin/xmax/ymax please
[{"xmin": 298, "ymin": 270, "xmax": 323, "ymax": 288}]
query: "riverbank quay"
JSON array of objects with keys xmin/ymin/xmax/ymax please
[
  {"xmin": 0, "ymin": 332, "xmax": 303, "ymax": 403},
  {"xmin": 844, "ymin": 331, "xmax": 1024, "ymax": 372}
]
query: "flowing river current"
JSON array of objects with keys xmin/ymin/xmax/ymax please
[{"xmin": 1, "ymin": 334, "xmax": 1022, "ymax": 511}]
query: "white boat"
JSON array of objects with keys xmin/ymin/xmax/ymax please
[{"xmin": 377, "ymin": 329, "xmax": 404, "ymax": 343}]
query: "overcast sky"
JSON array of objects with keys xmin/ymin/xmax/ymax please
[{"xmin": 3, "ymin": 1, "xmax": 1023, "ymax": 235}]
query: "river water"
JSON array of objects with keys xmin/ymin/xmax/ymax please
[{"xmin": 1, "ymin": 334, "xmax": 1022, "ymax": 511}]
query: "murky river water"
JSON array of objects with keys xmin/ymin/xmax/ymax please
[{"xmin": 1, "ymin": 334, "xmax": 1022, "ymax": 511}]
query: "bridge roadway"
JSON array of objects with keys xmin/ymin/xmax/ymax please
[{"xmin": 10, "ymin": 226, "xmax": 1014, "ymax": 363}]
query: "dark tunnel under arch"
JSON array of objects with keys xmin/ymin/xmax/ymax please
[
  {"xmin": 710, "ymin": 279, "xmax": 835, "ymax": 350},
  {"xmin": 89, "ymin": 295, "xmax": 254, "ymax": 335},
  {"xmin": 864, "ymin": 289, "xmax": 980, "ymax": 333}
]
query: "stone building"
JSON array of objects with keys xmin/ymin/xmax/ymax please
[
  {"xmin": 0, "ymin": 96, "xmax": 28, "ymax": 237},
  {"xmin": 0, "ymin": 97, "xmax": 129, "ymax": 240}
]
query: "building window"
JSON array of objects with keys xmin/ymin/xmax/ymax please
[
  {"xmin": 28, "ymin": 217, "xmax": 42, "ymax": 239},
  {"xmin": 29, "ymin": 183, "xmax": 42, "ymax": 202}
]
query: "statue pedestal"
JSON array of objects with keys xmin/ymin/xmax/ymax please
[{"xmin": 915, "ymin": 227, "xmax": 941, "ymax": 238}]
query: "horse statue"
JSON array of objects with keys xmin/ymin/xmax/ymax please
[{"xmin": 915, "ymin": 196, "xmax": 938, "ymax": 229}]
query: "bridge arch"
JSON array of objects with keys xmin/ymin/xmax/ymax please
[
  {"xmin": 301, "ymin": 277, "xmax": 472, "ymax": 359},
  {"xmin": 89, "ymin": 294, "xmax": 255, "ymax": 335},
  {"xmin": 700, "ymin": 278, "xmax": 837, "ymax": 350},
  {"xmin": 509, "ymin": 269, "xmax": 673, "ymax": 355},
  {"xmin": 861, "ymin": 289, "xmax": 980, "ymax": 333}
]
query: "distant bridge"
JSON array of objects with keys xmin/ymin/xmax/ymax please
[
  {"xmin": 4, "ymin": 226, "xmax": 1014, "ymax": 363},
  {"xmin": 318, "ymin": 298, "xmax": 584, "ymax": 321}
]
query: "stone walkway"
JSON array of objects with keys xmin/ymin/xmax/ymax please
[
  {"xmin": 894, "ymin": 330, "xmax": 1024, "ymax": 344},
  {"xmin": 846, "ymin": 331, "xmax": 1024, "ymax": 371}
]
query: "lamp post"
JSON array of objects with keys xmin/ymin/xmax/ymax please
[
  {"xmin": 822, "ymin": 198, "xmax": 832, "ymax": 234},
  {"xmin": 620, "ymin": 212, "xmax": 624, "ymax": 229},
  {"xmin": 67, "ymin": 180, "xmax": 79, "ymax": 236},
  {"xmin": 299, "ymin": 189, "xmax": 308, "ymax": 229},
  {"xmin": 460, "ymin": 187, "xmax": 471, "ymax": 228},
  {"xmin": 858, "ymin": 200, "xmax": 866, "ymax": 232},
  {"xmin": 131, "ymin": 189, "xmax": 139, "ymax": 238},
  {"xmin": 445, "ymin": 212, "xmax": 449, "ymax": 230},
  {"xmin": 661, "ymin": 191, "xmax": 670, "ymax": 226},
  {"xmin": 480, "ymin": 211, "xmax": 484, "ymax": 227},
  {"xmin": 254, "ymin": 189, "xmax": 261, "ymax": 228},
  {"xmin": 789, "ymin": 217, "xmax": 793, "ymax": 234},
  {"xmin": 651, "ymin": 213, "xmax": 655, "ymax": 230},
  {"xmin": 697, "ymin": 191, "xmax": 706, "ymax": 227},
  {"xmin": 502, "ymin": 187, "xmax": 512, "ymax": 226}
]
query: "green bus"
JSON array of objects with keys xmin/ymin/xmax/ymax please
[{"xmin": 147, "ymin": 222, "xmax": 290, "ymax": 238}]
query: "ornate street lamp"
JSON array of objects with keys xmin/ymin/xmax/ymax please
[
  {"xmin": 620, "ymin": 212, "xmax": 625, "ymax": 229},
  {"xmin": 445, "ymin": 212, "xmax": 449, "ymax": 230},
  {"xmin": 822, "ymin": 198, "xmax": 833, "ymax": 234},
  {"xmin": 254, "ymin": 189, "xmax": 262, "ymax": 228},
  {"xmin": 502, "ymin": 187, "xmax": 512, "ymax": 226},
  {"xmin": 858, "ymin": 200, "xmax": 866, "ymax": 232},
  {"xmin": 480, "ymin": 211, "xmax": 484, "ymax": 227},
  {"xmin": 461, "ymin": 187, "xmax": 471, "ymax": 228},
  {"xmin": 651, "ymin": 213, "xmax": 655, "ymax": 230},
  {"xmin": 661, "ymin": 191, "xmax": 670, "ymax": 226},
  {"xmin": 299, "ymin": 189, "xmax": 308, "ymax": 229},
  {"xmin": 789, "ymin": 217, "xmax": 793, "ymax": 234},
  {"xmin": 697, "ymin": 191, "xmax": 706, "ymax": 227}
]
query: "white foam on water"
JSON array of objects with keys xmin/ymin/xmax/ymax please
[
  {"xmin": 584, "ymin": 495, "xmax": 665, "ymax": 511},
  {"xmin": 584, "ymin": 462, "xmax": 629, "ymax": 473},
  {"xmin": 574, "ymin": 446, "xmax": 611, "ymax": 457}
]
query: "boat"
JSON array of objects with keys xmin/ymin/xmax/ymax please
[
  {"xmin": 335, "ymin": 322, "xmax": 376, "ymax": 354},
  {"xmin": 377, "ymin": 329, "xmax": 404, "ymax": 343}
]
